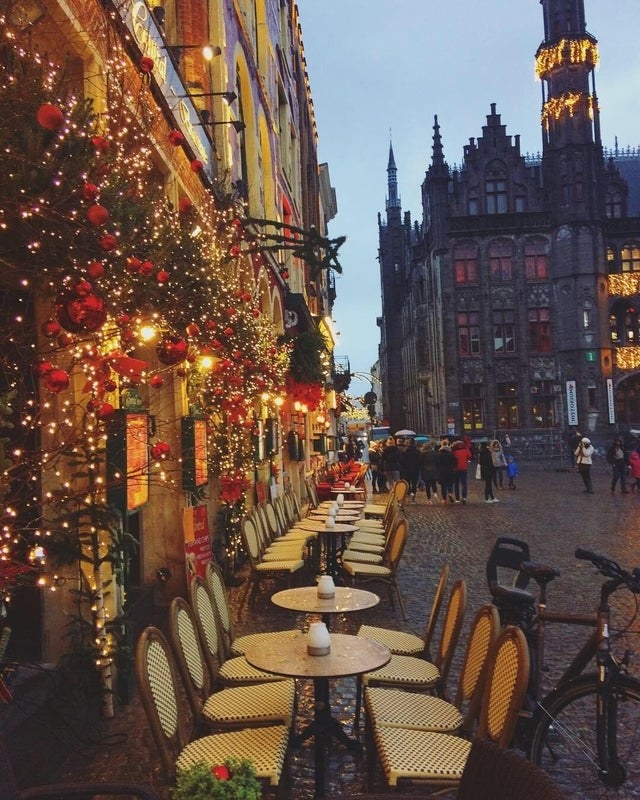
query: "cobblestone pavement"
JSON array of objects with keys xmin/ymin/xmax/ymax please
[{"xmin": 37, "ymin": 466, "xmax": 640, "ymax": 798}]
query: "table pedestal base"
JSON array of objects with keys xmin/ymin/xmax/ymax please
[{"xmin": 292, "ymin": 676, "xmax": 361, "ymax": 799}]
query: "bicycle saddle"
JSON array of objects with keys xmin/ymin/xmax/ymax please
[{"xmin": 520, "ymin": 560, "xmax": 560, "ymax": 586}]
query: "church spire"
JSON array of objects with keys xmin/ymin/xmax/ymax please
[{"xmin": 386, "ymin": 139, "xmax": 401, "ymax": 211}]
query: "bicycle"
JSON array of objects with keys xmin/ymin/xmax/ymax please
[{"xmin": 486, "ymin": 537, "xmax": 640, "ymax": 797}]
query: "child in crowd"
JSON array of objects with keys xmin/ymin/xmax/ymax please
[{"xmin": 507, "ymin": 455, "xmax": 519, "ymax": 490}]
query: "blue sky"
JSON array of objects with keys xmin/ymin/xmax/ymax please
[{"xmin": 296, "ymin": 0, "xmax": 640, "ymax": 399}]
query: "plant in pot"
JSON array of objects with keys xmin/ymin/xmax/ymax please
[{"xmin": 172, "ymin": 759, "xmax": 261, "ymax": 800}]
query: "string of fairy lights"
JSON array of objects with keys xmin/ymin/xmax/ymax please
[{"xmin": 0, "ymin": 20, "xmax": 307, "ymax": 606}]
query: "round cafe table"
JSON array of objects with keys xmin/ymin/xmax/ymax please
[
  {"xmin": 294, "ymin": 520, "xmax": 357, "ymax": 577},
  {"xmin": 244, "ymin": 632, "xmax": 390, "ymax": 800},
  {"xmin": 272, "ymin": 585, "xmax": 379, "ymax": 626}
]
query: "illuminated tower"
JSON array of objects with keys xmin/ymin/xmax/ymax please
[{"xmin": 536, "ymin": 0, "xmax": 603, "ymax": 222}]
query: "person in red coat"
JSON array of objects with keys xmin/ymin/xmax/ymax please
[{"xmin": 452, "ymin": 438, "xmax": 473, "ymax": 504}]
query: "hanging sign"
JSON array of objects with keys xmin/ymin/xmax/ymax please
[
  {"xmin": 566, "ymin": 381, "xmax": 578, "ymax": 426},
  {"xmin": 606, "ymin": 378, "xmax": 615, "ymax": 424},
  {"xmin": 107, "ymin": 410, "xmax": 149, "ymax": 513},
  {"xmin": 181, "ymin": 416, "xmax": 208, "ymax": 490},
  {"xmin": 183, "ymin": 505, "xmax": 212, "ymax": 582}
]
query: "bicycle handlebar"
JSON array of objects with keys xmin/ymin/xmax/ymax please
[{"xmin": 575, "ymin": 548, "xmax": 640, "ymax": 593}]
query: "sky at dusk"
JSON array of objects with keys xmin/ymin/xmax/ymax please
[{"xmin": 296, "ymin": 0, "xmax": 640, "ymax": 400}]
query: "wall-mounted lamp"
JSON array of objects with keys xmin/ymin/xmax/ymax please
[
  {"xmin": 164, "ymin": 44, "xmax": 222, "ymax": 62},
  {"xmin": 175, "ymin": 90, "xmax": 237, "ymax": 104},
  {"xmin": 197, "ymin": 111, "xmax": 245, "ymax": 133}
]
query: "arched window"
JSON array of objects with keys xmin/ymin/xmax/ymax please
[
  {"xmin": 606, "ymin": 188, "xmax": 623, "ymax": 219},
  {"xmin": 524, "ymin": 238, "xmax": 548, "ymax": 280}
]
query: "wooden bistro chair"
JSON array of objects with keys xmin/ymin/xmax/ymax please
[
  {"xmin": 168, "ymin": 596, "xmax": 295, "ymax": 734},
  {"xmin": 364, "ymin": 603, "xmax": 501, "ymax": 772},
  {"xmin": 342, "ymin": 517, "xmax": 409, "ymax": 619},
  {"xmin": 189, "ymin": 576, "xmax": 285, "ymax": 687},
  {"xmin": 205, "ymin": 561, "xmax": 298, "ymax": 658},
  {"xmin": 354, "ymin": 579, "xmax": 467, "ymax": 728},
  {"xmin": 369, "ymin": 625, "xmax": 530, "ymax": 793},
  {"xmin": 135, "ymin": 626, "xmax": 290, "ymax": 790},
  {"xmin": 240, "ymin": 513, "xmax": 305, "ymax": 606},
  {"xmin": 357, "ymin": 563, "xmax": 450, "ymax": 658},
  {"xmin": 362, "ymin": 479, "xmax": 408, "ymax": 519}
]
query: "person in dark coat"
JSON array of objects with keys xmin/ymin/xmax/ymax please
[
  {"xmin": 436, "ymin": 440, "xmax": 457, "ymax": 504},
  {"xmin": 399, "ymin": 437, "xmax": 421, "ymax": 502},
  {"xmin": 479, "ymin": 441, "xmax": 498, "ymax": 503},
  {"xmin": 419, "ymin": 443, "xmax": 439, "ymax": 503},
  {"xmin": 381, "ymin": 437, "xmax": 401, "ymax": 490}
]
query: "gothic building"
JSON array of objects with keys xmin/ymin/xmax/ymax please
[{"xmin": 378, "ymin": 0, "xmax": 640, "ymax": 442}]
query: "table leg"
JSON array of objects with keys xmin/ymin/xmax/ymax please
[{"xmin": 293, "ymin": 677, "xmax": 362, "ymax": 800}]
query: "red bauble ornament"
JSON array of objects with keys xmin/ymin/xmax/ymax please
[
  {"xmin": 99, "ymin": 233, "xmax": 118, "ymax": 251},
  {"xmin": 116, "ymin": 313, "xmax": 131, "ymax": 327},
  {"xmin": 225, "ymin": 307, "xmax": 235, "ymax": 317},
  {"xmin": 168, "ymin": 130, "xmax": 184, "ymax": 146},
  {"xmin": 82, "ymin": 183, "xmax": 99, "ymax": 202},
  {"xmin": 55, "ymin": 290, "xmax": 107, "ymax": 333},
  {"xmin": 140, "ymin": 56, "xmax": 154, "ymax": 73},
  {"xmin": 229, "ymin": 244, "xmax": 241, "ymax": 257},
  {"xmin": 74, "ymin": 280, "xmax": 93, "ymax": 297},
  {"xmin": 157, "ymin": 336, "xmax": 188, "ymax": 365},
  {"xmin": 87, "ymin": 204, "xmax": 109, "ymax": 226},
  {"xmin": 41, "ymin": 319, "xmax": 61, "ymax": 338},
  {"xmin": 126, "ymin": 257, "xmax": 142, "ymax": 274},
  {"xmin": 150, "ymin": 441, "xmax": 171, "ymax": 460},
  {"xmin": 190, "ymin": 159, "xmax": 204, "ymax": 172},
  {"xmin": 223, "ymin": 327, "xmax": 234, "ymax": 337},
  {"xmin": 37, "ymin": 103, "xmax": 64, "ymax": 131},
  {"xmin": 87, "ymin": 261, "xmax": 105, "ymax": 279},
  {"xmin": 96, "ymin": 402, "xmax": 115, "ymax": 419},
  {"xmin": 36, "ymin": 361, "xmax": 55, "ymax": 376},
  {"xmin": 241, "ymin": 292, "xmax": 251, "ymax": 303},
  {"xmin": 91, "ymin": 135, "xmax": 110, "ymax": 152},
  {"xmin": 104, "ymin": 379, "xmax": 117, "ymax": 392},
  {"xmin": 232, "ymin": 350, "xmax": 242, "ymax": 360},
  {"xmin": 178, "ymin": 197, "xmax": 193, "ymax": 213},
  {"xmin": 139, "ymin": 260, "xmax": 154, "ymax": 277},
  {"xmin": 156, "ymin": 270, "xmax": 170, "ymax": 284},
  {"xmin": 150, "ymin": 375, "xmax": 165, "ymax": 389},
  {"xmin": 44, "ymin": 369, "xmax": 70, "ymax": 393},
  {"xmin": 186, "ymin": 323, "xmax": 201, "ymax": 337},
  {"xmin": 57, "ymin": 331, "xmax": 74, "ymax": 347},
  {"xmin": 252, "ymin": 308, "xmax": 260, "ymax": 318},
  {"xmin": 281, "ymin": 269, "xmax": 289, "ymax": 280}
]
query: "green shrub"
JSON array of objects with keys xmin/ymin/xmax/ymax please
[{"xmin": 171, "ymin": 759, "xmax": 261, "ymax": 800}]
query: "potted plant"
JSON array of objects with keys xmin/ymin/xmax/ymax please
[{"xmin": 172, "ymin": 759, "xmax": 261, "ymax": 800}]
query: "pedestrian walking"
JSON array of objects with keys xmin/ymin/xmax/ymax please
[
  {"xmin": 452, "ymin": 438, "xmax": 472, "ymax": 503},
  {"xmin": 479, "ymin": 441, "xmax": 498, "ymax": 503},
  {"xmin": 419, "ymin": 443, "xmax": 439, "ymax": 504},
  {"xmin": 629, "ymin": 449, "xmax": 640, "ymax": 494},
  {"xmin": 490, "ymin": 439, "xmax": 507, "ymax": 489},
  {"xmin": 575, "ymin": 436, "xmax": 595, "ymax": 494},
  {"xmin": 381, "ymin": 436, "xmax": 401, "ymax": 491},
  {"xmin": 506, "ymin": 455, "xmax": 519, "ymax": 490},
  {"xmin": 436, "ymin": 439, "xmax": 457, "ymax": 504},
  {"xmin": 368, "ymin": 442, "xmax": 386, "ymax": 493},
  {"xmin": 399, "ymin": 437, "xmax": 421, "ymax": 502},
  {"xmin": 606, "ymin": 436, "xmax": 629, "ymax": 494}
]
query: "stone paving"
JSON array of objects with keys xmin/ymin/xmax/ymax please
[{"xmin": 28, "ymin": 465, "xmax": 640, "ymax": 797}]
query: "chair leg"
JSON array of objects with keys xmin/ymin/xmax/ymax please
[
  {"xmin": 354, "ymin": 674, "xmax": 363, "ymax": 730},
  {"xmin": 393, "ymin": 580, "xmax": 408, "ymax": 620}
]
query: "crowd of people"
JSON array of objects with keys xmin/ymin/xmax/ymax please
[{"xmin": 365, "ymin": 434, "xmax": 519, "ymax": 505}]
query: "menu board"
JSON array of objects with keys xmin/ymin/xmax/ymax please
[
  {"xmin": 182, "ymin": 416, "xmax": 209, "ymax": 490},
  {"xmin": 107, "ymin": 410, "xmax": 150, "ymax": 514}
]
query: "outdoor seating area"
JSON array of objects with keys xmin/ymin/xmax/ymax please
[{"xmin": 6, "ymin": 479, "xmax": 583, "ymax": 800}]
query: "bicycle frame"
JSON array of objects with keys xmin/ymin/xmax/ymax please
[{"xmin": 534, "ymin": 574, "xmax": 630, "ymax": 785}]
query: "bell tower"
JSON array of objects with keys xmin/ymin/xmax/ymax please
[{"xmin": 537, "ymin": 0, "xmax": 603, "ymax": 222}]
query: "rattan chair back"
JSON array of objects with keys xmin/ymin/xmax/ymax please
[
  {"xmin": 205, "ymin": 561, "xmax": 234, "ymax": 656},
  {"xmin": 476, "ymin": 624, "xmax": 530, "ymax": 748},
  {"xmin": 422, "ymin": 563, "xmax": 450, "ymax": 659},
  {"xmin": 454, "ymin": 603, "xmax": 501, "ymax": 728},
  {"xmin": 135, "ymin": 625, "xmax": 188, "ymax": 781},
  {"xmin": 168, "ymin": 597, "xmax": 212, "ymax": 725},
  {"xmin": 189, "ymin": 576, "xmax": 225, "ymax": 678},
  {"xmin": 433, "ymin": 579, "xmax": 468, "ymax": 697}
]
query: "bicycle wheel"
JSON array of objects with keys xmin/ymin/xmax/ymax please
[{"xmin": 528, "ymin": 673, "xmax": 640, "ymax": 798}]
